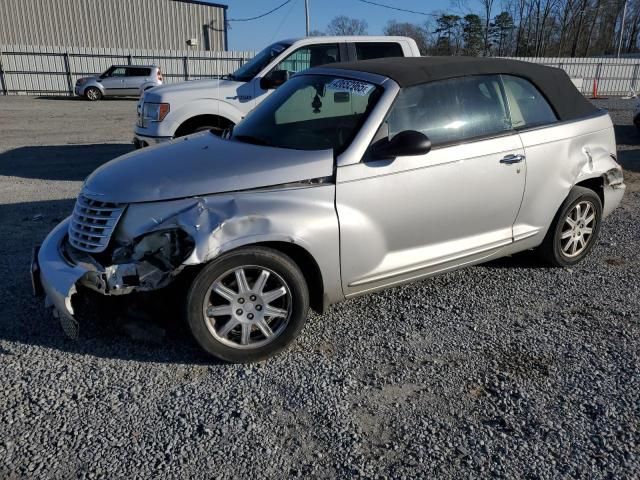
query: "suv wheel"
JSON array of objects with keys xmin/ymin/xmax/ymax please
[
  {"xmin": 538, "ymin": 186, "xmax": 602, "ymax": 267},
  {"xmin": 186, "ymin": 247, "xmax": 309, "ymax": 363},
  {"xmin": 85, "ymin": 87, "xmax": 102, "ymax": 101}
]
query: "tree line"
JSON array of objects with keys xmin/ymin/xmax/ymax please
[{"xmin": 315, "ymin": 0, "xmax": 640, "ymax": 57}]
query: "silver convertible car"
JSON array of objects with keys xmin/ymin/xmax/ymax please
[{"xmin": 33, "ymin": 57, "xmax": 625, "ymax": 362}]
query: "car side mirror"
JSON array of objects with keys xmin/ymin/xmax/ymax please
[
  {"xmin": 370, "ymin": 130, "xmax": 431, "ymax": 159},
  {"xmin": 260, "ymin": 70, "xmax": 289, "ymax": 90}
]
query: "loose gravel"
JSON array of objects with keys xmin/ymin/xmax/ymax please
[{"xmin": 0, "ymin": 96, "xmax": 638, "ymax": 479}]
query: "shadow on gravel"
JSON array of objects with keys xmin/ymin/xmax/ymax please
[
  {"xmin": 483, "ymin": 250, "xmax": 549, "ymax": 270},
  {"xmin": 614, "ymin": 124, "xmax": 640, "ymax": 147},
  {"xmin": 0, "ymin": 144, "xmax": 133, "ymax": 181},
  {"xmin": 619, "ymin": 149, "xmax": 640, "ymax": 172},
  {"xmin": 0, "ymin": 198, "xmax": 211, "ymax": 365}
]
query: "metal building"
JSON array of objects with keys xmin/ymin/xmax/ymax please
[{"xmin": 0, "ymin": 0, "xmax": 228, "ymax": 51}]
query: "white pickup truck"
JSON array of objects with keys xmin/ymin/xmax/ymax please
[{"xmin": 133, "ymin": 36, "xmax": 420, "ymax": 147}]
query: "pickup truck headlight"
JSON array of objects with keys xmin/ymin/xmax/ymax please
[{"xmin": 142, "ymin": 102, "xmax": 170, "ymax": 123}]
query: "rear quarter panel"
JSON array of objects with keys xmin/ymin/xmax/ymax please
[{"xmin": 513, "ymin": 112, "xmax": 618, "ymax": 245}]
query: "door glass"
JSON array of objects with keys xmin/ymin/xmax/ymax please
[
  {"xmin": 502, "ymin": 75, "xmax": 557, "ymax": 129},
  {"xmin": 127, "ymin": 68, "xmax": 151, "ymax": 77},
  {"xmin": 272, "ymin": 44, "xmax": 340, "ymax": 76},
  {"xmin": 387, "ymin": 75, "xmax": 512, "ymax": 146},
  {"xmin": 109, "ymin": 67, "xmax": 128, "ymax": 77},
  {"xmin": 355, "ymin": 42, "xmax": 403, "ymax": 60}
]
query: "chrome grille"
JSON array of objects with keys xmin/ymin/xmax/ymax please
[{"xmin": 68, "ymin": 194, "xmax": 124, "ymax": 253}]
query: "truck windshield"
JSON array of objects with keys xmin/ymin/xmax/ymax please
[
  {"xmin": 232, "ymin": 74, "xmax": 382, "ymax": 152},
  {"xmin": 228, "ymin": 42, "xmax": 291, "ymax": 82}
]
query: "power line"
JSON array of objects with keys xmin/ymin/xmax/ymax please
[
  {"xmin": 227, "ymin": 0, "xmax": 293, "ymax": 22},
  {"xmin": 355, "ymin": 0, "xmax": 438, "ymax": 17}
]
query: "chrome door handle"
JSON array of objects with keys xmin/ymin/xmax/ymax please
[{"xmin": 500, "ymin": 154, "xmax": 525, "ymax": 164}]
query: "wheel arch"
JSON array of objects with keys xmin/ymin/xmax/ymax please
[
  {"xmin": 174, "ymin": 114, "xmax": 235, "ymax": 137},
  {"xmin": 574, "ymin": 175, "xmax": 604, "ymax": 208},
  {"xmin": 256, "ymin": 241, "xmax": 325, "ymax": 314},
  {"xmin": 190, "ymin": 239, "xmax": 327, "ymax": 315}
]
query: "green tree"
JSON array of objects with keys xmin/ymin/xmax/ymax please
[
  {"xmin": 462, "ymin": 14, "xmax": 484, "ymax": 56},
  {"xmin": 490, "ymin": 11, "xmax": 515, "ymax": 56},
  {"xmin": 434, "ymin": 14, "xmax": 461, "ymax": 55}
]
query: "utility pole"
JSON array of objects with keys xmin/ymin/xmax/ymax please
[
  {"xmin": 618, "ymin": 0, "xmax": 627, "ymax": 58},
  {"xmin": 305, "ymin": 0, "xmax": 310, "ymax": 36}
]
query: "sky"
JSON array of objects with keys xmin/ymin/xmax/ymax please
[{"xmin": 214, "ymin": 0, "xmax": 482, "ymax": 51}]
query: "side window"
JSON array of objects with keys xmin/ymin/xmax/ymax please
[
  {"xmin": 387, "ymin": 75, "xmax": 512, "ymax": 146},
  {"xmin": 273, "ymin": 44, "xmax": 340, "ymax": 75},
  {"xmin": 355, "ymin": 42, "xmax": 403, "ymax": 60},
  {"xmin": 128, "ymin": 68, "xmax": 151, "ymax": 77},
  {"xmin": 502, "ymin": 75, "xmax": 557, "ymax": 128},
  {"xmin": 109, "ymin": 67, "xmax": 128, "ymax": 77}
]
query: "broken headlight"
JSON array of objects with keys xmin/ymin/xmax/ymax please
[{"xmin": 112, "ymin": 229, "xmax": 195, "ymax": 270}]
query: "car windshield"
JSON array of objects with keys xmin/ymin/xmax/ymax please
[
  {"xmin": 228, "ymin": 42, "xmax": 291, "ymax": 82},
  {"xmin": 232, "ymin": 74, "xmax": 382, "ymax": 152}
]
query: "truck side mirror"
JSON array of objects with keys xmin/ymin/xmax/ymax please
[{"xmin": 260, "ymin": 70, "xmax": 290, "ymax": 90}]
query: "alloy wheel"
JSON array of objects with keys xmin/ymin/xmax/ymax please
[
  {"xmin": 86, "ymin": 88, "xmax": 100, "ymax": 100},
  {"xmin": 202, "ymin": 266, "xmax": 292, "ymax": 349},
  {"xmin": 560, "ymin": 200, "xmax": 597, "ymax": 258}
]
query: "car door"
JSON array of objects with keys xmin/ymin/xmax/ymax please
[
  {"xmin": 336, "ymin": 75, "xmax": 527, "ymax": 296},
  {"xmin": 252, "ymin": 42, "xmax": 345, "ymax": 109},
  {"xmin": 125, "ymin": 67, "xmax": 151, "ymax": 95},
  {"xmin": 100, "ymin": 66, "xmax": 128, "ymax": 96}
]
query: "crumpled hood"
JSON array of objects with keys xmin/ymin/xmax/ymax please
[
  {"xmin": 143, "ymin": 78, "xmax": 243, "ymax": 102},
  {"xmin": 82, "ymin": 133, "xmax": 334, "ymax": 204}
]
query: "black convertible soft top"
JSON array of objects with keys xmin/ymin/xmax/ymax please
[{"xmin": 327, "ymin": 56, "xmax": 598, "ymax": 121}]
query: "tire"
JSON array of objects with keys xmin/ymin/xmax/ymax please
[
  {"xmin": 84, "ymin": 87, "xmax": 102, "ymax": 101},
  {"xmin": 538, "ymin": 186, "xmax": 603, "ymax": 267},
  {"xmin": 191, "ymin": 125, "xmax": 226, "ymax": 136},
  {"xmin": 186, "ymin": 246, "xmax": 309, "ymax": 363}
]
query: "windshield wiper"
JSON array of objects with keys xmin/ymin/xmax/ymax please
[{"xmin": 233, "ymin": 134, "xmax": 273, "ymax": 147}]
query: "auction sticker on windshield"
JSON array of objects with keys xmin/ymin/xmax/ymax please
[{"xmin": 327, "ymin": 79, "xmax": 374, "ymax": 96}]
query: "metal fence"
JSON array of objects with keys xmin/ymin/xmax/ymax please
[
  {"xmin": 508, "ymin": 57, "xmax": 640, "ymax": 96},
  {"xmin": 1, "ymin": 46, "xmax": 639, "ymax": 97},
  {"xmin": 0, "ymin": 45, "xmax": 255, "ymax": 95}
]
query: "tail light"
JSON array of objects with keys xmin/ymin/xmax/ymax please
[{"xmin": 157, "ymin": 69, "xmax": 163, "ymax": 82}]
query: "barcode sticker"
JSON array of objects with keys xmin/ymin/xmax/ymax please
[{"xmin": 327, "ymin": 79, "xmax": 374, "ymax": 96}]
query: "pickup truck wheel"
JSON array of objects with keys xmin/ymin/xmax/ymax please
[
  {"xmin": 186, "ymin": 247, "xmax": 309, "ymax": 363},
  {"xmin": 85, "ymin": 87, "xmax": 102, "ymax": 101},
  {"xmin": 538, "ymin": 186, "xmax": 602, "ymax": 267},
  {"xmin": 193, "ymin": 125, "xmax": 224, "ymax": 136}
]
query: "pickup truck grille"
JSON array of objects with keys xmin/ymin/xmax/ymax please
[{"xmin": 68, "ymin": 195, "xmax": 124, "ymax": 253}]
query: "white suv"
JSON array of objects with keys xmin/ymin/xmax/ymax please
[{"xmin": 133, "ymin": 36, "xmax": 420, "ymax": 148}]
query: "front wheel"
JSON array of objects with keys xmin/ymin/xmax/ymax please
[
  {"xmin": 84, "ymin": 87, "xmax": 102, "ymax": 101},
  {"xmin": 186, "ymin": 247, "xmax": 309, "ymax": 363},
  {"xmin": 538, "ymin": 186, "xmax": 603, "ymax": 267}
]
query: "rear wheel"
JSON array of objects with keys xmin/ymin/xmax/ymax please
[
  {"xmin": 186, "ymin": 247, "xmax": 309, "ymax": 363},
  {"xmin": 85, "ymin": 87, "xmax": 102, "ymax": 101},
  {"xmin": 538, "ymin": 186, "xmax": 602, "ymax": 267}
]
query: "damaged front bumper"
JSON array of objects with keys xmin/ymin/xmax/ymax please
[
  {"xmin": 35, "ymin": 218, "xmax": 88, "ymax": 336},
  {"xmin": 34, "ymin": 217, "xmax": 190, "ymax": 336}
]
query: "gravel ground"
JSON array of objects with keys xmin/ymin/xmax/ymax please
[{"xmin": 0, "ymin": 96, "xmax": 638, "ymax": 479}]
